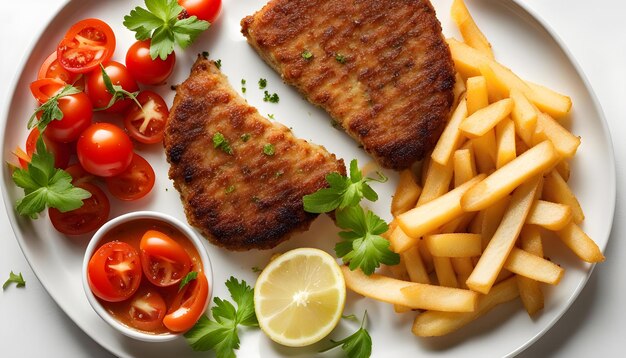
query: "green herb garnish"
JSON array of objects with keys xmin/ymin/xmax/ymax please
[
  {"xmin": 215, "ymin": 59, "xmax": 222, "ymax": 69},
  {"xmin": 302, "ymin": 50, "xmax": 313, "ymax": 60},
  {"xmin": 240, "ymin": 133, "xmax": 251, "ymax": 142},
  {"xmin": 267, "ymin": 114, "xmax": 275, "ymax": 120},
  {"xmin": 335, "ymin": 54, "xmax": 346, "ymax": 64},
  {"xmin": 27, "ymin": 85, "xmax": 80, "ymax": 133},
  {"xmin": 184, "ymin": 277, "xmax": 258, "ymax": 357},
  {"xmin": 179, "ymin": 271, "xmax": 198, "ymax": 290},
  {"xmin": 263, "ymin": 91, "xmax": 279, "ymax": 103},
  {"xmin": 241, "ymin": 79, "xmax": 246, "ymax": 93},
  {"xmin": 123, "ymin": 0, "xmax": 210, "ymax": 60},
  {"xmin": 258, "ymin": 78, "xmax": 267, "ymax": 89},
  {"xmin": 321, "ymin": 311, "xmax": 372, "ymax": 358},
  {"xmin": 225, "ymin": 185, "xmax": 235, "ymax": 194},
  {"xmin": 95, "ymin": 64, "xmax": 142, "ymax": 111},
  {"xmin": 213, "ymin": 132, "xmax": 233, "ymax": 155},
  {"xmin": 3, "ymin": 271, "xmax": 26, "ymax": 290},
  {"xmin": 263, "ymin": 144, "xmax": 275, "ymax": 156}
]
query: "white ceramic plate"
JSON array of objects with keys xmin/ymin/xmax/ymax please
[{"xmin": 0, "ymin": 0, "xmax": 615, "ymax": 357}]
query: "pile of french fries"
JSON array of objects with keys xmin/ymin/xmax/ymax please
[{"xmin": 343, "ymin": 0, "xmax": 605, "ymax": 338}]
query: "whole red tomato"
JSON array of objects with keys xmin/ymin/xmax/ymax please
[
  {"xmin": 178, "ymin": 0, "xmax": 222, "ymax": 23},
  {"xmin": 126, "ymin": 40, "xmax": 176, "ymax": 85},
  {"xmin": 86, "ymin": 61, "xmax": 138, "ymax": 113},
  {"xmin": 77, "ymin": 123, "xmax": 134, "ymax": 177}
]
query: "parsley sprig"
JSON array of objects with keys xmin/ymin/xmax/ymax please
[
  {"xmin": 184, "ymin": 277, "xmax": 258, "ymax": 358},
  {"xmin": 179, "ymin": 271, "xmax": 198, "ymax": 290},
  {"xmin": 27, "ymin": 85, "xmax": 80, "ymax": 133},
  {"xmin": 3, "ymin": 271, "xmax": 26, "ymax": 290},
  {"xmin": 124, "ymin": 0, "xmax": 210, "ymax": 60},
  {"xmin": 213, "ymin": 132, "xmax": 233, "ymax": 155},
  {"xmin": 95, "ymin": 65, "xmax": 142, "ymax": 112},
  {"xmin": 321, "ymin": 311, "xmax": 372, "ymax": 358},
  {"xmin": 12, "ymin": 138, "xmax": 91, "ymax": 219},
  {"xmin": 303, "ymin": 159, "xmax": 387, "ymax": 213},
  {"xmin": 335, "ymin": 206, "xmax": 399, "ymax": 275}
]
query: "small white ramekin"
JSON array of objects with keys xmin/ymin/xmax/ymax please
[{"xmin": 82, "ymin": 211, "xmax": 213, "ymax": 342}]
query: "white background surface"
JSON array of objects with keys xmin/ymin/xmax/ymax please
[{"xmin": 0, "ymin": 0, "xmax": 623, "ymax": 357}]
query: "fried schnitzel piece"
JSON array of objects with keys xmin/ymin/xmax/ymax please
[
  {"xmin": 241, "ymin": 0, "xmax": 456, "ymax": 170},
  {"xmin": 164, "ymin": 57, "xmax": 345, "ymax": 251}
]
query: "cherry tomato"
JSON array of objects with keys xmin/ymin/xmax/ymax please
[
  {"xmin": 64, "ymin": 163, "xmax": 97, "ymax": 185},
  {"xmin": 127, "ymin": 288, "xmax": 167, "ymax": 332},
  {"xmin": 123, "ymin": 91, "xmax": 169, "ymax": 144},
  {"xmin": 104, "ymin": 153, "xmax": 155, "ymax": 201},
  {"xmin": 87, "ymin": 241, "xmax": 142, "ymax": 302},
  {"xmin": 29, "ymin": 78, "xmax": 66, "ymax": 103},
  {"xmin": 38, "ymin": 51, "xmax": 80, "ymax": 84},
  {"xmin": 139, "ymin": 230, "xmax": 192, "ymax": 287},
  {"xmin": 57, "ymin": 18, "xmax": 116, "ymax": 74},
  {"xmin": 178, "ymin": 0, "xmax": 222, "ymax": 23},
  {"xmin": 86, "ymin": 61, "xmax": 139, "ymax": 113},
  {"xmin": 22, "ymin": 128, "xmax": 71, "ymax": 169},
  {"xmin": 49, "ymin": 182, "xmax": 110, "ymax": 235},
  {"xmin": 125, "ymin": 40, "xmax": 176, "ymax": 85},
  {"xmin": 163, "ymin": 271, "xmax": 209, "ymax": 332},
  {"xmin": 77, "ymin": 123, "xmax": 134, "ymax": 177}
]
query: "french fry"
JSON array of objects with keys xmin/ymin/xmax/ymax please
[
  {"xmin": 451, "ymin": 257, "xmax": 474, "ymax": 289},
  {"xmin": 440, "ymin": 212, "xmax": 476, "ymax": 234},
  {"xmin": 398, "ymin": 175, "xmax": 486, "ymax": 244},
  {"xmin": 471, "ymin": 130, "xmax": 497, "ymax": 173},
  {"xmin": 526, "ymin": 200, "xmax": 572, "ymax": 230},
  {"xmin": 388, "ymin": 257, "xmax": 413, "ymax": 313},
  {"xmin": 451, "ymin": 0, "xmax": 494, "ymax": 59},
  {"xmin": 459, "ymin": 98, "xmax": 513, "ymax": 138},
  {"xmin": 466, "ymin": 76, "xmax": 489, "ymax": 114},
  {"xmin": 389, "ymin": 226, "xmax": 415, "ymax": 254},
  {"xmin": 555, "ymin": 160, "xmax": 571, "ymax": 182},
  {"xmin": 412, "ymin": 276, "xmax": 519, "ymax": 337},
  {"xmin": 525, "ymin": 81, "xmax": 572, "ymax": 118},
  {"xmin": 504, "ymin": 247, "xmax": 564, "ymax": 285},
  {"xmin": 419, "ymin": 240, "xmax": 435, "ymax": 273},
  {"xmin": 417, "ymin": 159, "xmax": 454, "ymax": 206},
  {"xmin": 556, "ymin": 222, "xmax": 605, "ymax": 263},
  {"xmin": 454, "ymin": 148, "xmax": 477, "ymax": 187},
  {"xmin": 433, "ymin": 256, "xmax": 459, "ymax": 288},
  {"xmin": 461, "ymin": 140, "xmax": 558, "ymax": 212},
  {"xmin": 495, "ymin": 117, "xmax": 516, "ymax": 168},
  {"xmin": 425, "ymin": 233, "xmax": 482, "ymax": 258},
  {"xmin": 517, "ymin": 225, "xmax": 544, "ymax": 315},
  {"xmin": 480, "ymin": 195, "xmax": 511, "ymax": 249},
  {"xmin": 543, "ymin": 170, "xmax": 584, "ymax": 223},
  {"xmin": 515, "ymin": 134, "xmax": 530, "ymax": 155},
  {"xmin": 342, "ymin": 266, "xmax": 477, "ymax": 312},
  {"xmin": 520, "ymin": 225, "xmax": 544, "ymax": 258},
  {"xmin": 479, "ymin": 63, "xmax": 508, "ymax": 102},
  {"xmin": 431, "ymin": 98, "xmax": 468, "ymax": 165},
  {"xmin": 453, "ymin": 72, "xmax": 466, "ymax": 106},
  {"xmin": 391, "ymin": 170, "xmax": 422, "ymax": 217},
  {"xmin": 403, "ymin": 246, "xmax": 431, "ymax": 284},
  {"xmin": 532, "ymin": 112, "xmax": 580, "ymax": 159},
  {"xmin": 466, "ymin": 177, "xmax": 541, "ymax": 294},
  {"xmin": 509, "ymin": 88, "xmax": 538, "ymax": 146}
]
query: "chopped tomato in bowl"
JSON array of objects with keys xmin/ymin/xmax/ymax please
[{"xmin": 82, "ymin": 211, "xmax": 212, "ymax": 342}]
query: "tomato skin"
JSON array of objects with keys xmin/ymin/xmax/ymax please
[
  {"xmin": 178, "ymin": 0, "xmax": 222, "ymax": 23},
  {"xmin": 24, "ymin": 128, "xmax": 71, "ymax": 169},
  {"xmin": 128, "ymin": 288, "xmax": 167, "ymax": 332},
  {"xmin": 49, "ymin": 182, "xmax": 110, "ymax": 235},
  {"xmin": 163, "ymin": 271, "xmax": 209, "ymax": 332},
  {"xmin": 40, "ymin": 92, "xmax": 93, "ymax": 143},
  {"xmin": 77, "ymin": 123, "xmax": 134, "ymax": 177},
  {"xmin": 123, "ymin": 91, "xmax": 169, "ymax": 144},
  {"xmin": 38, "ymin": 51, "xmax": 80, "ymax": 84},
  {"xmin": 30, "ymin": 78, "xmax": 66, "ymax": 103},
  {"xmin": 64, "ymin": 163, "xmax": 96, "ymax": 185},
  {"xmin": 140, "ymin": 230, "xmax": 192, "ymax": 287},
  {"xmin": 105, "ymin": 153, "xmax": 155, "ymax": 201},
  {"xmin": 57, "ymin": 18, "xmax": 116, "ymax": 74},
  {"xmin": 125, "ymin": 40, "xmax": 176, "ymax": 85},
  {"xmin": 88, "ymin": 241, "xmax": 142, "ymax": 302},
  {"xmin": 86, "ymin": 61, "xmax": 139, "ymax": 113}
]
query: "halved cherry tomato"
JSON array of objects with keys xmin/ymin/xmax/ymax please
[
  {"xmin": 128, "ymin": 288, "xmax": 167, "ymax": 332},
  {"xmin": 29, "ymin": 78, "xmax": 66, "ymax": 103},
  {"xmin": 77, "ymin": 123, "xmax": 134, "ymax": 177},
  {"xmin": 125, "ymin": 40, "xmax": 176, "ymax": 85},
  {"xmin": 139, "ymin": 230, "xmax": 192, "ymax": 287},
  {"xmin": 86, "ymin": 61, "xmax": 138, "ymax": 113},
  {"xmin": 163, "ymin": 271, "xmax": 209, "ymax": 332},
  {"xmin": 87, "ymin": 241, "xmax": 142, "ymax": 302},
  {"xmin": 57, "ymin": 18, "xmax": 116, "ymax": 74},
  {"xmin": 123, "ymin": 91, "xmax": 169, "ymax": 144},
  {"xmin": 64, "ymin": 163, "xmax": 96, "ymax": 185},
  {"xmin": 105, "ymin": 153, "xmax": 155, "ymax": 201},
  {"xmin": 49, "ymin": 182, "xmax": 110, "ymax": 235},
  {"xmin": 38, "ymin": 51, "xmax": 80, "ymax": 84},
  {"xmin": 178, "ymin": 0, "xmax": 222, "ymax": 23},
  {"xmin": 23, "ymin": 128, "xmax": 71, "ymax": 169}
]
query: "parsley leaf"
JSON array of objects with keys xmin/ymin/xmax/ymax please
[
  {"xmin": 302, "ymin": 50, "xmax": 313, "ymax": 60},
  {"xmin": 12, "ymin": 138, "xmax": 91, "ymax": 219},
  {"xmin": 263, "ymin": 144, "xmax": 275, "ymax": 156},
  {"xmin": 179, "ymin": 271, "xmax": 198, "ymax": 290},
  {"xmin": 262, "ymin": 91, "xmax": 279, "ymax": 103},
  {"xmin": 303, "ymin": 159, "xmax": 387, "ymax": 213},
  {"xmin": 95, "ymin": 65, "xmax": 142, "ymax": 111},
  {"xmin": 124, "ymin": 0, "xmax": 210, "ymax": 60},
  {"xmin": 215, "ymin": 59, "xmax": 222, "ymax": 69},
  {"xmin": 321, "ymin": 311, "xmax": 372, "ymax": 358},
  {"xmin": 335, "ymin": 53, "xmax": 346, "ymax": 64},
  {"xmin": 335, "ymin": 206, "xmax": 399, "ymax": 275},
  {"xmin": 27, "ymin": 85, "xmax": 80, "ymax": 133},
  {"xmin": 258, "ymin": 78, "xmax": 267, "ymax": 89},
  {"xmin": 184, "ymin": 277, "xmax": 258, "ymax": 357},
  {"xmin": 3, "ymin": 271, "xmax": 26, "ymax": 289},
  {"xmin": 213, "ymin": 132, "xmax": 233, "ymax": 155}
]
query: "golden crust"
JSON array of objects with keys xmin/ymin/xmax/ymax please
[
  {"xmin": 241, "ymin": 0, "xmax": 455, "ymax": 169},
  {"xmin": 164, "ymin": 58, "xmax": 345, "ymax": 251}
]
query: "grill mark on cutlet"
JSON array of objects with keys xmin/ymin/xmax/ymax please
[{"xmin": 241, "ymin": 0, "xmax": 455, "ymax": 169}]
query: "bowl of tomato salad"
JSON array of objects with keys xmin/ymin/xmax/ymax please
[{"xmin": 81, "ymin": 211, "xmax": 213, "ymax": 342}]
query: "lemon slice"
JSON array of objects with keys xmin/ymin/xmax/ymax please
[{"xmin": 254, "ymin": 248, "xmax": 346, "ymax": 347}]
